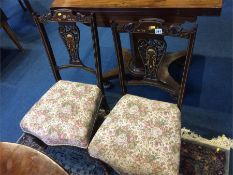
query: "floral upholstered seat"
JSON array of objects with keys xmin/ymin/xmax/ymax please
[
  {"xmin": 20, "ymin": 80, "xmax": 102, "ymax": 149},
  {"xmin": 88, "ymin": 94, "xmax": 181, "ymax": 175}
]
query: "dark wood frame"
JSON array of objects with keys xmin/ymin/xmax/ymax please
[{"xmin": 111, "ymin": 18, "xmax": 197, "ymax": 109}]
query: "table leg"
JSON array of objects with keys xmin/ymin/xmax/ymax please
[{"xmin": 103, "ymin": 48, "xmax": 132, "ymax": 81}]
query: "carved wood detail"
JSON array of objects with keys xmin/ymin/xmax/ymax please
[
  {"xmin": 39, "ymin": 9, "xmax": 91, "ymax": 23},
  {"xmin": 59, "ymin": 23, "xmax": 81, "ymax": 64},
  {"xmin": 138, "ymin": 37, "xmax": 167, "ymax": 80},
  {"xmin": 116, "ymin": 18, "xmax": 196, "ymax": 38}
]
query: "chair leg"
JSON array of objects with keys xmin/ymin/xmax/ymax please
[
  {"xmin": 101, "ymin": 97, "xmax": 110, "ymax": 115},
  {"xmin": 96, "ymin": 159, "xmax": 111, "ymax": 175},
  {"xmin": 1, "ymin": 21, "xmax": 24, "ymax": 51},
  {"xmin": 18, "ymin": 0, "xmax": 27, "ymax": 11}
]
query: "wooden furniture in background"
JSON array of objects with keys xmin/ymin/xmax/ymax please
[
  {"xmin": 51, "ymin": 0, "xmax": 222, "ymax": 104},
  {"xmin": 51, "ymin": 0, "xmax": 222, "ymax": 14},
  {"xmin": 0, "ymin": 142, "xmax": 68, "ymax": 175},
  {"xmin": 0, "ymin": 8, "xmax": 23, "ymax": 51}
]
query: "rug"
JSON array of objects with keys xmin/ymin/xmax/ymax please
[
  {"xmin": 17, "ymin": 129, "xmax": 232, "ymax": 175},
  {"xmin": 180, "ymin": 128, "xmax": 232, "ymax": 175}
]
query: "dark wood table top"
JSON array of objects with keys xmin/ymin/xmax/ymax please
[
  {"xmin": 51, "ymin": 0, "xmax": 222, "ymax": 9},
  {"xmin": 51, "ymin": 0, "xmax": 222, "ymax": 16}
]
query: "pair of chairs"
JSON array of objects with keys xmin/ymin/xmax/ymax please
[{"xmin": 20, "ymin": 1, "xmax": 197, "ymax": 174}]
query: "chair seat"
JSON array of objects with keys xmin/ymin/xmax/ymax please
[
  {"xmin": 88, "ymin": 94, "xmax": 181, "ymax": 175},
  {"xmin": 20, "ymin": 80, "xmax": 102, "ymax": 149}
]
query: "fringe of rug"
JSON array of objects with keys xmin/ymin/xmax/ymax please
[{"xmin": 181, "ymin": 128, "xmax": 233, "ymax": 150}]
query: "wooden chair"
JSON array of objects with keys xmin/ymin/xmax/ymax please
[
  {"xmin": 20, "ymin": 0, "xmax": 109, "ymax": 150},
  {"xmin": 0, "ymin": 8, "xmax": 23, "ymax": 51},
  {"xmin": 88, "ymin": 19, "xmax": 197, "ymax": 174}
]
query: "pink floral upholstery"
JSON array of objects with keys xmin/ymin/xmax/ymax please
[
  {"xmin": 20, "ymin": 80, "xmax": 102, "ymax": 149},
  {"xmin": 88, "ymin": 94, "xmax": 181, "ymax": 175}
]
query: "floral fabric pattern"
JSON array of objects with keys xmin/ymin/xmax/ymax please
[
  {"xmin": 20, "ymin": 80, "xmax": 102, "ymax": 149},
  {"xmin": 88, "ymin": 94, "xmax": 181, "ymax": 175}
]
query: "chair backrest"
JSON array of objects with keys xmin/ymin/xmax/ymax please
[
  {"xmin": 111, "ymin": 18, "xmax": 197, "ymax": 109},
  {"xmin": 23, "ymin": 0, "xmax": 105, "ymax": 93}
]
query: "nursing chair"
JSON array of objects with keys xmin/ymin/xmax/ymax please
[
  {"xmin": 20, "ymin": 0, "xmax": 109, "ymax": 149},
  {"xmin": 88, "ymin": 19, "xmax": 197, "ymax": 174}
]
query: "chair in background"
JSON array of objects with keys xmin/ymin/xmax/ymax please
[
  {"xmin": 88, "ymin": 19, "xmax": 197, "ymax": 174},
  {"xmin": 0, "ymin": 8, "xmax": 23, "ymax": 51},
  {"xmin": 20, "ymin": 0, "xmax": 109, "ymax": 150}
]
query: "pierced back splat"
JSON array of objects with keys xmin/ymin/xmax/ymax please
[
  {"xmin": 112, "ymin": 18, "xmax": 197, "ymax": 108},
  {"xmin": 138, "ymin": 37, "xmax": 167, "ymax": 80},
  {"xmin": 59, "ymin": 23, "xmax": 82, "ymax": 65}
]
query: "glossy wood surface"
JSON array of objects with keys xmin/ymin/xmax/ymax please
[
  {"xmin": 52, "ymin": 0, "xmax": 222, "ymax": 9},
  {"xmin": 51, "ymin": 0, "xmax": 222, "ymax": 17},
  {"xmin": 0, "ymin": 142, "xmax": 68, "ymax": 175}
]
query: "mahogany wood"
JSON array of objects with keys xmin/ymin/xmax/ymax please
[
  {"xmin": 52, "ymin": 0, "xmax": 222, "ymax": 8},
  {"xmin": 51, "ymin": 0, "xmax": 222, "ymax": 26}
]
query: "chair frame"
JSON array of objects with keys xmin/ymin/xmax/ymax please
[
  {"xmin": 23, "ymin": 0, "xmax": 109, "ymax": 113},
  {"xmin": 111, "ymin": 18, "xmax": 197, "ymax": 109}
]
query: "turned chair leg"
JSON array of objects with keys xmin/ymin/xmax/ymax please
[
  {"xmin": 1, "ymin": 20, "xmax": 24, "ymax": 51},
  {"xmin": 18, "ymin": 0, "xmax": 27, "ymax": 11}
]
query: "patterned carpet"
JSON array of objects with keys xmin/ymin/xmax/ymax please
[{"xmin": 17, "ymin": 131, "xmax": 231, "ymax": 175}]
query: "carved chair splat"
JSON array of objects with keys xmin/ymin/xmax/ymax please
[{"xmin": 112, "ymin": 18, "xmax": 197, "ymax": 109}]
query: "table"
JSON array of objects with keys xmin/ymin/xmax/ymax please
[
  {"xmin": 50, "ymin": 0, "xmax": 222, "ymax": 97},
  {"xmin": 0, "ymin": 142, "xmax": 68, "ymax": 175}
]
